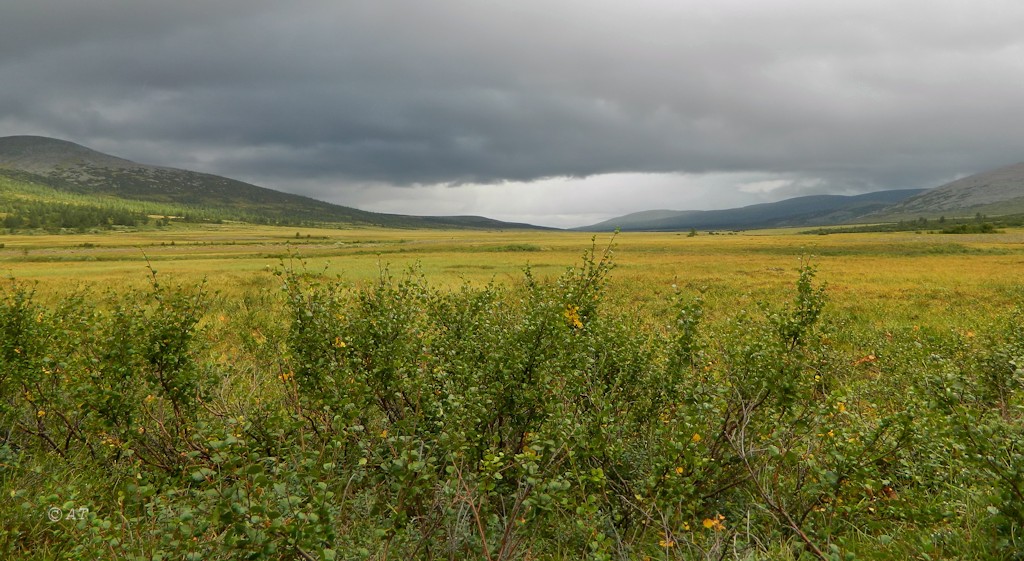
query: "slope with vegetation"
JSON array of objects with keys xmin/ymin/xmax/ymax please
[
  {"xmin": 0, "ymin": 171, "xmax": 248, "ymax": 232},
  {"xmin": 872, "ymin": 161, "xmax": 1024, "ymax": 220},
  {"xmin": 0, "ymin": 136, "xmax": 544, "ymax": 231}
]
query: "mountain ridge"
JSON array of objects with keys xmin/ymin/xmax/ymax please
[
  {"xmin": 581, "ymin": 158, "xmax": 1024, "ymax": 231},
  {"xmin": 6, "ymin": 135, "xmax": 1024, "ymax": 232},
  {"xmin": 579, "ymin": 189, "xmax": 927, "ymax": 232},
  {"xmin": 868, "ymin": 161, "xmax": 1024, "ymax": 220},
  {"xmin": 0, "ymin": 135, "xmax": 548, "ymax": 230}
]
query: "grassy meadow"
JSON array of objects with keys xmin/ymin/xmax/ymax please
[
  {"xmin": 2, "ymin": 223, "xmax": 1024, "ymax": 560},
  {"xmin": 3, "ymin": 223, "xmax": 1023, "ymax": 327}
]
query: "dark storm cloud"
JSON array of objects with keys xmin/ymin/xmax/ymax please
[{"xmin": 3, "ymin": 0, "xmax": 1024, "ymax": 211}]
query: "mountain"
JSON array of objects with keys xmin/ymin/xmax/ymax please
[
  {"xmin": 580, "ymin": 189, "xmax": 926, "ymax": 232},
  {"xmin": 868, "ymin": 161, "xmax": 1024, "ymax": 220},
  {"xmin": 0, "ymin": 135, "xmax": 545, "ymax": 230}
]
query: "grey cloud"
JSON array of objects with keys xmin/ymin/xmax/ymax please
[{"xmin": 3, "ymin": 0, "xmax": 1024, "ymax": 213}]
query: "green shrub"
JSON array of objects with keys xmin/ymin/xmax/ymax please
[{"xmin": 1, "ymin": 245, "xmax": 1022, "ymax": 559}]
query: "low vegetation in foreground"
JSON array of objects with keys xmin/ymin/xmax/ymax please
[{"xmin": 1, "ymin": 241, "xmax": 1023, "ymax": 560}]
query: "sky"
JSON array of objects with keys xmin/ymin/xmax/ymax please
[{"xmin": 2, "ymin": 0, "xmax": 1024, "ymax": 228}]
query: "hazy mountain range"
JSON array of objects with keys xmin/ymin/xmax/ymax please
[
  {"xmin": 582, "ymin": 160, "xmax": 1024, "ymax": 231},
  {"xmin": 2, "ymin": 135, "xmax": 1023, "ymax": 232},
  {"xmin": 579, "ymin": 190, "xmax": 927, "ymax": 232}
]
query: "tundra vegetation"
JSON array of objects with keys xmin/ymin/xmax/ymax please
[{"xmin": 1, "ymin": 226, "xmax": 1023, "ymax": 560}]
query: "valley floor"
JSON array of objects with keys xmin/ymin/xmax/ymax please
[{"xmin": 2, "ymin": 224, "xmax": 1023, "ymax": 559}]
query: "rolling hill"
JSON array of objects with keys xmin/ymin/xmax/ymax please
[
  {"xmin": 0, "ymin": 135, "xmax": 545, "ymax": 230},
  {"xmin": 868, "ymin": 161, "xmax": 1024, "ymax": 220},
  {"xmin": 580, "ymin": 189, "xmax": 926, "ymax": 232}
]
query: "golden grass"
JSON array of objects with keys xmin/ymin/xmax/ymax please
[{"xmin": 2, "ymin": 224, "xmax": 1022, "ymax": 329}]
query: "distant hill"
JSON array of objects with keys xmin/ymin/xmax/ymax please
[
  {"xmin": 0, "ymin": 135, "xmax": 545, "ymax": 230},
  {"xmin": 869, "ymin": 161, "xmax": 1024, "ymax": 220},
  {"xmin": 580, "ymin": 189, "xmax": 926, "ymax": 232}
]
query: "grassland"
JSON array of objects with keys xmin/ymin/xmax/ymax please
[
  {"xmin": 3, "ymin": 224, "xmax": 1024, "ymax": 560},
  {"xmin": 4, "ymin": 223, "xmax": 1023, "ymax": 328}
]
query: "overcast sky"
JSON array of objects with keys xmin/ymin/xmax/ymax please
[{"xmin": 3, "ymin": 0, "xmax": 1024, "ymax": 227}]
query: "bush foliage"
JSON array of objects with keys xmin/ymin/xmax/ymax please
[{"xmin": 1, "ymin": 242, "xmax": 1022, "ymax": 560}]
